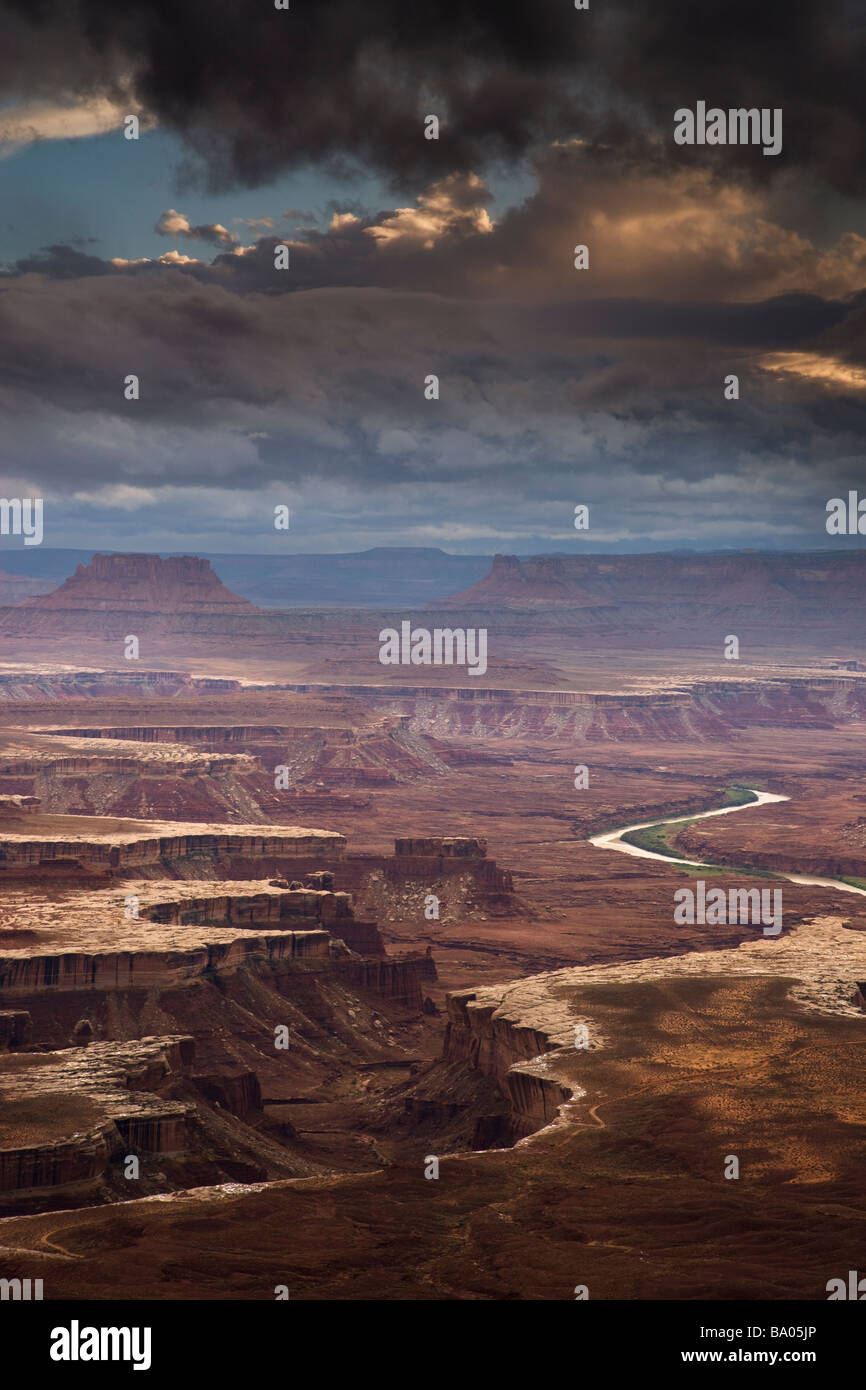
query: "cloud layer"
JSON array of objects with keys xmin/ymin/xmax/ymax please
[
  {"xmin": 3, "ymin": 0, "xmax": 866, "ymax": 194},
  {"xmin": 1, "ymin": 3, "xmax": 865, "ymax": 551}
]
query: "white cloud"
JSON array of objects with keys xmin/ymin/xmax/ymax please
[
  {"xmin": 109, "ymin": 251, "xmax": 203, "ymax": 267},
  {"xmin": 0, "ymin": 95, "xmax": 137, "ymax": 156},
  {"xmin": 154, "ymin": 209, "xmax": 239, "ymax": 249},
  {"xmin": 73, "ymin": 484, "xmax": 157, "ymax": 510},
  {"xmin": 365, "ymin": 172, "xmax": 494, "ymax": 249}
]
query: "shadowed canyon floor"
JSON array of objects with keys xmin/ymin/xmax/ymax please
[{"xmin": 0, "ymin": 971, "xmax": 862, "ymax": 1300}]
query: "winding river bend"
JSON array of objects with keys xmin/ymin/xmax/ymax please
[{"xmin": 589, "ymin": 788, "xmax": 866, "ymax": 898}]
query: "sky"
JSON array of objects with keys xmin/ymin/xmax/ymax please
[{"xmin": 1, "ymin": 0, "xmax": 866, "ymax": 556}]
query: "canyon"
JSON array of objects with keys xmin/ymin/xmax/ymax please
[{"xmin": 0, "ymin": 550, "xmax": 863, "ymax": 1300}]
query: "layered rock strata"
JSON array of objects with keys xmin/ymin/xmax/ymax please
[
  {"xmin": 0, "ymin": 817, "xmax": 344, "ymax": 871},
  {"xmin": 0, "ymin": 926, "xmax": 331, "ymax": 995},
  {"xmin": 0, "ymin": 1035, "xmax": 195, "ymax": 1194}
]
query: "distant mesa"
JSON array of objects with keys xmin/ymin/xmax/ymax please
[
  {"xmin": 441, "ymin": 551, "xmax": 866, "ymax": 614},
  {"xmin": 3, "ymin": 547, "xmax": 866, "ymax": 652},
  {"xmin": 0, "ymin": 553, "xmax": 261, "ymax": 639},
  {"xmin": 21, "ymin": 553, "xmax": 260, "ymax": 616}
]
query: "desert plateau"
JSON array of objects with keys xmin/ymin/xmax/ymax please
[{"xmin": 0, "ymin": 550, "xmax": 862, "ymax": 1306}]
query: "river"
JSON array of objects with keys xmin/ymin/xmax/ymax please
[{"xmin": 588, "ymin": 788, "xmax": 866, "ymax": 898}]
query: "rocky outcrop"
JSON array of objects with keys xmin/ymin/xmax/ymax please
[
  {"xmin": 395, "ymin": 836, "xmax": 487, "ymax": 858},
  {"xmin": 0, "ymin": 821, "xmax": 345, "ymax": 872},
  {"xmin": 400, "ymin": 948, "xmax": 437, "ymax": 981},
  {"xmin": 192, "ymin": 1069, "xmax": 262, "ymax": 1118},
  {"xmin": 443, "ymin": 989, "xmax": 573, "ymax": 1139},
  {"xmin": 143, "ymin": 886, "xmax": 354, "ymax": 930},
  {"xmin": 0, "ymin": 928, "xmax": 331, "ymax": 994},
  {"xmin": 336, "ymin": 957, "xmax": 424, "ymax": 1010},
  {"xmin": 0, "ymin": 1035, "xmax": 196, "ymax": 1194},
  {"xmin": 0, "ymin": 669, "xmax": 243, "ymax": 701},
  {"xmin": 445, "ymin": 989, "xmax": 559, "ymax": 1080},
  {"xmin": 0, "ymin": 1121, "xmax": 121, "ymax": 1194},
  {"xmin": 0, "ymin": 1010, "xmax": 32, "ymax": 1049},
  {"xmin": 303, "ymin": 871, "xmax": 335, "ymax": 891}
]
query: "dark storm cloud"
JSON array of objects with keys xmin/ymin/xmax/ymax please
[
  {"xmin": 0, "ymin": 0, "xmax": 598, "ymax": 189},
  {"xmin": 1, "ymin": 255, "xmax": 865, "ymax": 486},
  {"xmin": 2, "ymin": 236, "xmax": 864, "ymax": 556},
  {"xmin": 3, "ymin": 0, "xmax": 866, "ymax": 194},
  {"xmin": 10, "ymin": 244, "xmax": 113, "ymax": 278},
  {"xmin": 3, "ymin": 5, "xmax": 866, "ymax": 549},
  {"xmin": 602, "ymin": 0, "xmax": 866, "ymax": 196},
  {"xmin": 539, "ymin": 294, "xmax": 861, "ymax": 347}
]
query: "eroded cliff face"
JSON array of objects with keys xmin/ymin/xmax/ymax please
[
  {"xmin": 0, "ymin": 742, "xmax": 263, "ymax": 823},
  {"xmin": 0, "ymin": 1120, "xmax": 120, "ymax": 1195},
  {"xmin": 395, "ymin": 836, "xmax": 487, "ymax": 857},
  {"xmin": 0, "ymin": 903, "xmax": 434, "ymax": 1211},
  {"xmin": 0, "ymin": 686, "xmax": 528, "ymax": 1230},
  {"xmin": 274, "ymin": 676, "xmax": 866, "ymax": 741},
  {"xmin": 0, "ymin": 1036, "xmax": 195, "ymax": 1198},
  {"xmin": 0, "ymin": 1009, "xmax": 32, "ymax": 1049},
  {"xmin": 336, "ymin": 958, "xmax": 424, "ymax": 1010},
  {"xmin": 441, "ymin": 910, "xmax": 866, "ymax": 1149},
  {"xmin": 0, "ymin": 669, "xmax": 242, "ymax": 701},
  {"xmin": 0, "ymin": 819, "xmax": 345, "ymax": 872},
  {"xmin": 142, "ymin": 885, "xmax": 355, "ymax": 931},
  {"xmin": 0, "ymin": 713, "xmax": 457, "ymax": 823},
  {"xmin": 443, "ymin": 989, "xmax": 573, "ymax": 1139},
  {"xmin": 0, "ymin": 927, "xmax": 332, "ymax": 995},
  {"xmin": 0, "ymin": 867, "xmax": 393, "ymax": 999},
  {"xmin": 0, "ymin": 798, "xmax": 442, "ymax": 1218}
]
